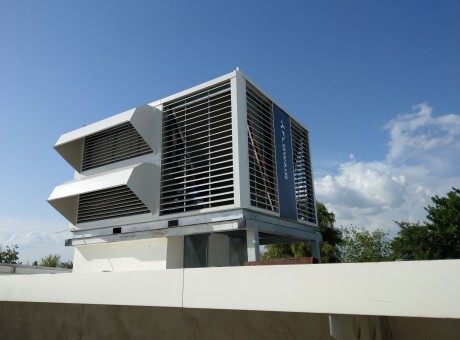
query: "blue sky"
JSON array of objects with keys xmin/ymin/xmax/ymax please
[{"xmin": 1, "ymin": 0, "xmax": 459, "ymax": 263}]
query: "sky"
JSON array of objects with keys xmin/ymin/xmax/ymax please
[{"xmin": 1, "ymin": 0, "xmax": 459, "ymax": 263}]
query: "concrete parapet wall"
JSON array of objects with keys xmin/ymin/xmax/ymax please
[
  {"xmin": 1, "ymin": 261, "xmax": 459, "ymax": 339},
  {"xmin": 1, "ymin": 261, "xmax": 460, "ymax": 318},
  {"xmin": 0, "ymin": 263, "xmax": 71, "ymax": 275},
  {"xmin": 0, "ymin": 302, "xmax": 331, "ymax": 340},
  {"xmin": 1, "ymin": 302, "xmax": 459, "ymax": 340}
]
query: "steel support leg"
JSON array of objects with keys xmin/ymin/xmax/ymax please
[
  {"xmin": 310, "ymin": 239, "xmax": 321, "ymax": 263},
  {"xmin": 246, "ymin": 228, "xmax": 260, "ymax": 262}
]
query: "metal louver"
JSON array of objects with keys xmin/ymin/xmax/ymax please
[
  {"xmin": 82, "ymin": 122, "xmax": 152, "ymax": 171},
  {"xmin": 77, "ymin": 185, "xmax": 151, "ymax": 223},
  {"xmin": 160, "ymin": 81, "xmax": 234, "ymax": 215},
  {"xmin": 291, "ymin": 121, "xmax": 316, "ymax": 223},
  {"xmin": 246, "ymin": 82, "xmax": 279, "ymax": 212}
]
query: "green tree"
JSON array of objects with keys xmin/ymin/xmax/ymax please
[
  {"xmin": 262, "ymin": 243, "xmax": 293, "ymax": 260},
  {"xmin": 0, "ymin": 244, "xmax": 21, "ymax": 264},
  {"xmin": 340, "ymin": 226, "xmax": 392, "ymax": 263},
  {"xmin": 39, "ymin": 254, "xmax": 61, "ymax": 267},
  {"xmin": 261, "ymin": 201, "xmax": 343, "ymax": 262},
  {"xmin": 316, "ymin": 201, "xmax": 342, "ymax": 262},
  {"xmin": 392, "ymin": 188, "xmax": 460, "ymax": 260},
  {"xmin": 425, "ymin": 187, "xmax": 460, "ymax": 258},
  {"xmin": 58, "ymin": 261, "xmax": 74, "ymax": 269},
  {"xmin": 391, "ymin": 222, "xmax": 432, "ymax": 260},
  {"xmin": 37, "ymin": 254, "xmax": 73, "ymax": 269}
]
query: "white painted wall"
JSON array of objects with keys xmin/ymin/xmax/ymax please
[
  {"xmin": 73, "ymin": 238, "xmax": 168, "ymax": 273},
  {"xmin": 1, "ymin": 260, "xmax": 459, "ymax": 319}
]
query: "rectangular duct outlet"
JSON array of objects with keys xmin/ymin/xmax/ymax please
[
  {"xmin": 77, "ymin": 185, "xmax": 151, "ymax": 223},
  {"xmin": 168, "ymin": 220, "xmax": 179, "ymax": 227},
  {"xmin": 82, "ymin": 122, "xmax": 152, "ymax": 171}
]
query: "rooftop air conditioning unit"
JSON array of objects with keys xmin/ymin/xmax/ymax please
[{"xmin": 49, "ymin": 70, "xmax": 320, "ymax": 265}]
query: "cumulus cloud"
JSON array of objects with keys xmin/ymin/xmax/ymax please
[
  {"xmin": 385, "ymin": 103, "xmax": 460, "ymax": 164},
  {"xmin": 315, "ymin": 103, "xmax": 460, "ymax": 234},
  {"xmin": 0, "ymin": 217, "xmax": 73, "ymax": 263},
  {"xmin": 317, "ymin": 161, "xmax": 406, "ymax": 210}
]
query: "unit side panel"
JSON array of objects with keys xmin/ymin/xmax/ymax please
[
  {"xmin": 246, "ymin": 82, "xmax": 279, "ymax": 214},
  {"xmin": 291, "ymin": 121, "xmax": 317, "ymax": 224},
  {"xmin": 159, "ymin": 81, "xmax": 235, "ymax": 216},
  {"xmin": 231, "ymin": 73, "xmax": 250, "ymax": 208}
]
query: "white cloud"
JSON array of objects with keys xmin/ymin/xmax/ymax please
[
  {"xmin": 315, "ymin": 103, "xmax": 460, "ymax": 235},
  {"xmin": 317, "ymin": 161, "xmax": 406, "ymax": 210},
  {"xmin": 0, "ymin": 216, "xmax": 73, "ymax": 264},
  {"xmin": 385, "ymin": 103, "xmax": 460, "ymax": 164}
]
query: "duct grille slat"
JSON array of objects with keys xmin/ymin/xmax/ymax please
[
  {"xmin": 77, "ymin": 185, "xmax": 151, "ymax": 223},
  {"xmin": 160, "ymin": 81, "xmax": 234, "ymax": 215},
  {"xmin": 246, "ymin": 82, "xmax": 279, "ymax": 212},
  {"xmin": 291, "ymin": 121, "xmax": 316, "ymax": 223},
  {"xmin": 82, "ymin": 122, "xmax": 153, "ymax": 171}
]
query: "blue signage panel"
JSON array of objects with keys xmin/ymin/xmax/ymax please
[{"xmin": 273, "ymin": 104, "xmax": 297, "ymax": 220}]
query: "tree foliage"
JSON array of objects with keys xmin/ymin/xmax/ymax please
[
  {"xmin": 391, "ymin": 222, "xmax": 432, "ymax": 260},
  {"xmin": 262, "ymin": 243, "xmax": 293, "ymax": 260},
  {"xmin": 262, "ymin": 187, "xmax": 460, "ymax": 263},
  {"xmin": 32, "ymin": 256, "xmax": 73, "ymax": 269},
  {"xmin": 39, "ymin": 254, "xmax": 62, "ymax": 267},
  {"xmin": 262, "ymin": 201, "xmax": 343, "ymax": 262},
  {"xmin": 37, "ymin": 254, "xmax": 73, "ymax": 269},
  {"xmin": 316, "ymin": 201, "xmax": 342, "ymax": 262},
  {"xmin": 392, "ymin": 187, "xmax": 460, "ymax": 260},
  {"xmin": 340, "ymin": 227, "xmax": 392, "ymax": 263},
  {"xmin": 0, "ymin": 244, "xmax": 21, "ymax": 264},
  {"xmin": 58, "ymin": 260, "xmax": 74, "ymax": 269},
  {"xmin": 425, "ymin": 187, "xmax": 460, "ymax": 258}
]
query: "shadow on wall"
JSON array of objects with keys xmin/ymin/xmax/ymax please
[{"xmin": 1, "ymin": 302, "xmax": 459, "ymax": 340}]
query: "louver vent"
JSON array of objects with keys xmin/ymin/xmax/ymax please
[
  {"xmin": 82, "ymin": 122, "xmax": 152, "ymax": 171},
  {"xmin": 291, "ymin": 121, "xmax": 316, "ymax": 223},
  {"xmin": 246, "ymin": 83, "xmax": 279, "ymax": 212},
  {"xmin": 77, "ymin": 185, "xmax": 150, "ymax": 223},
  {"xmin": 160, "ymin": 81, "xmax": 234, "ymax": 215}
]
